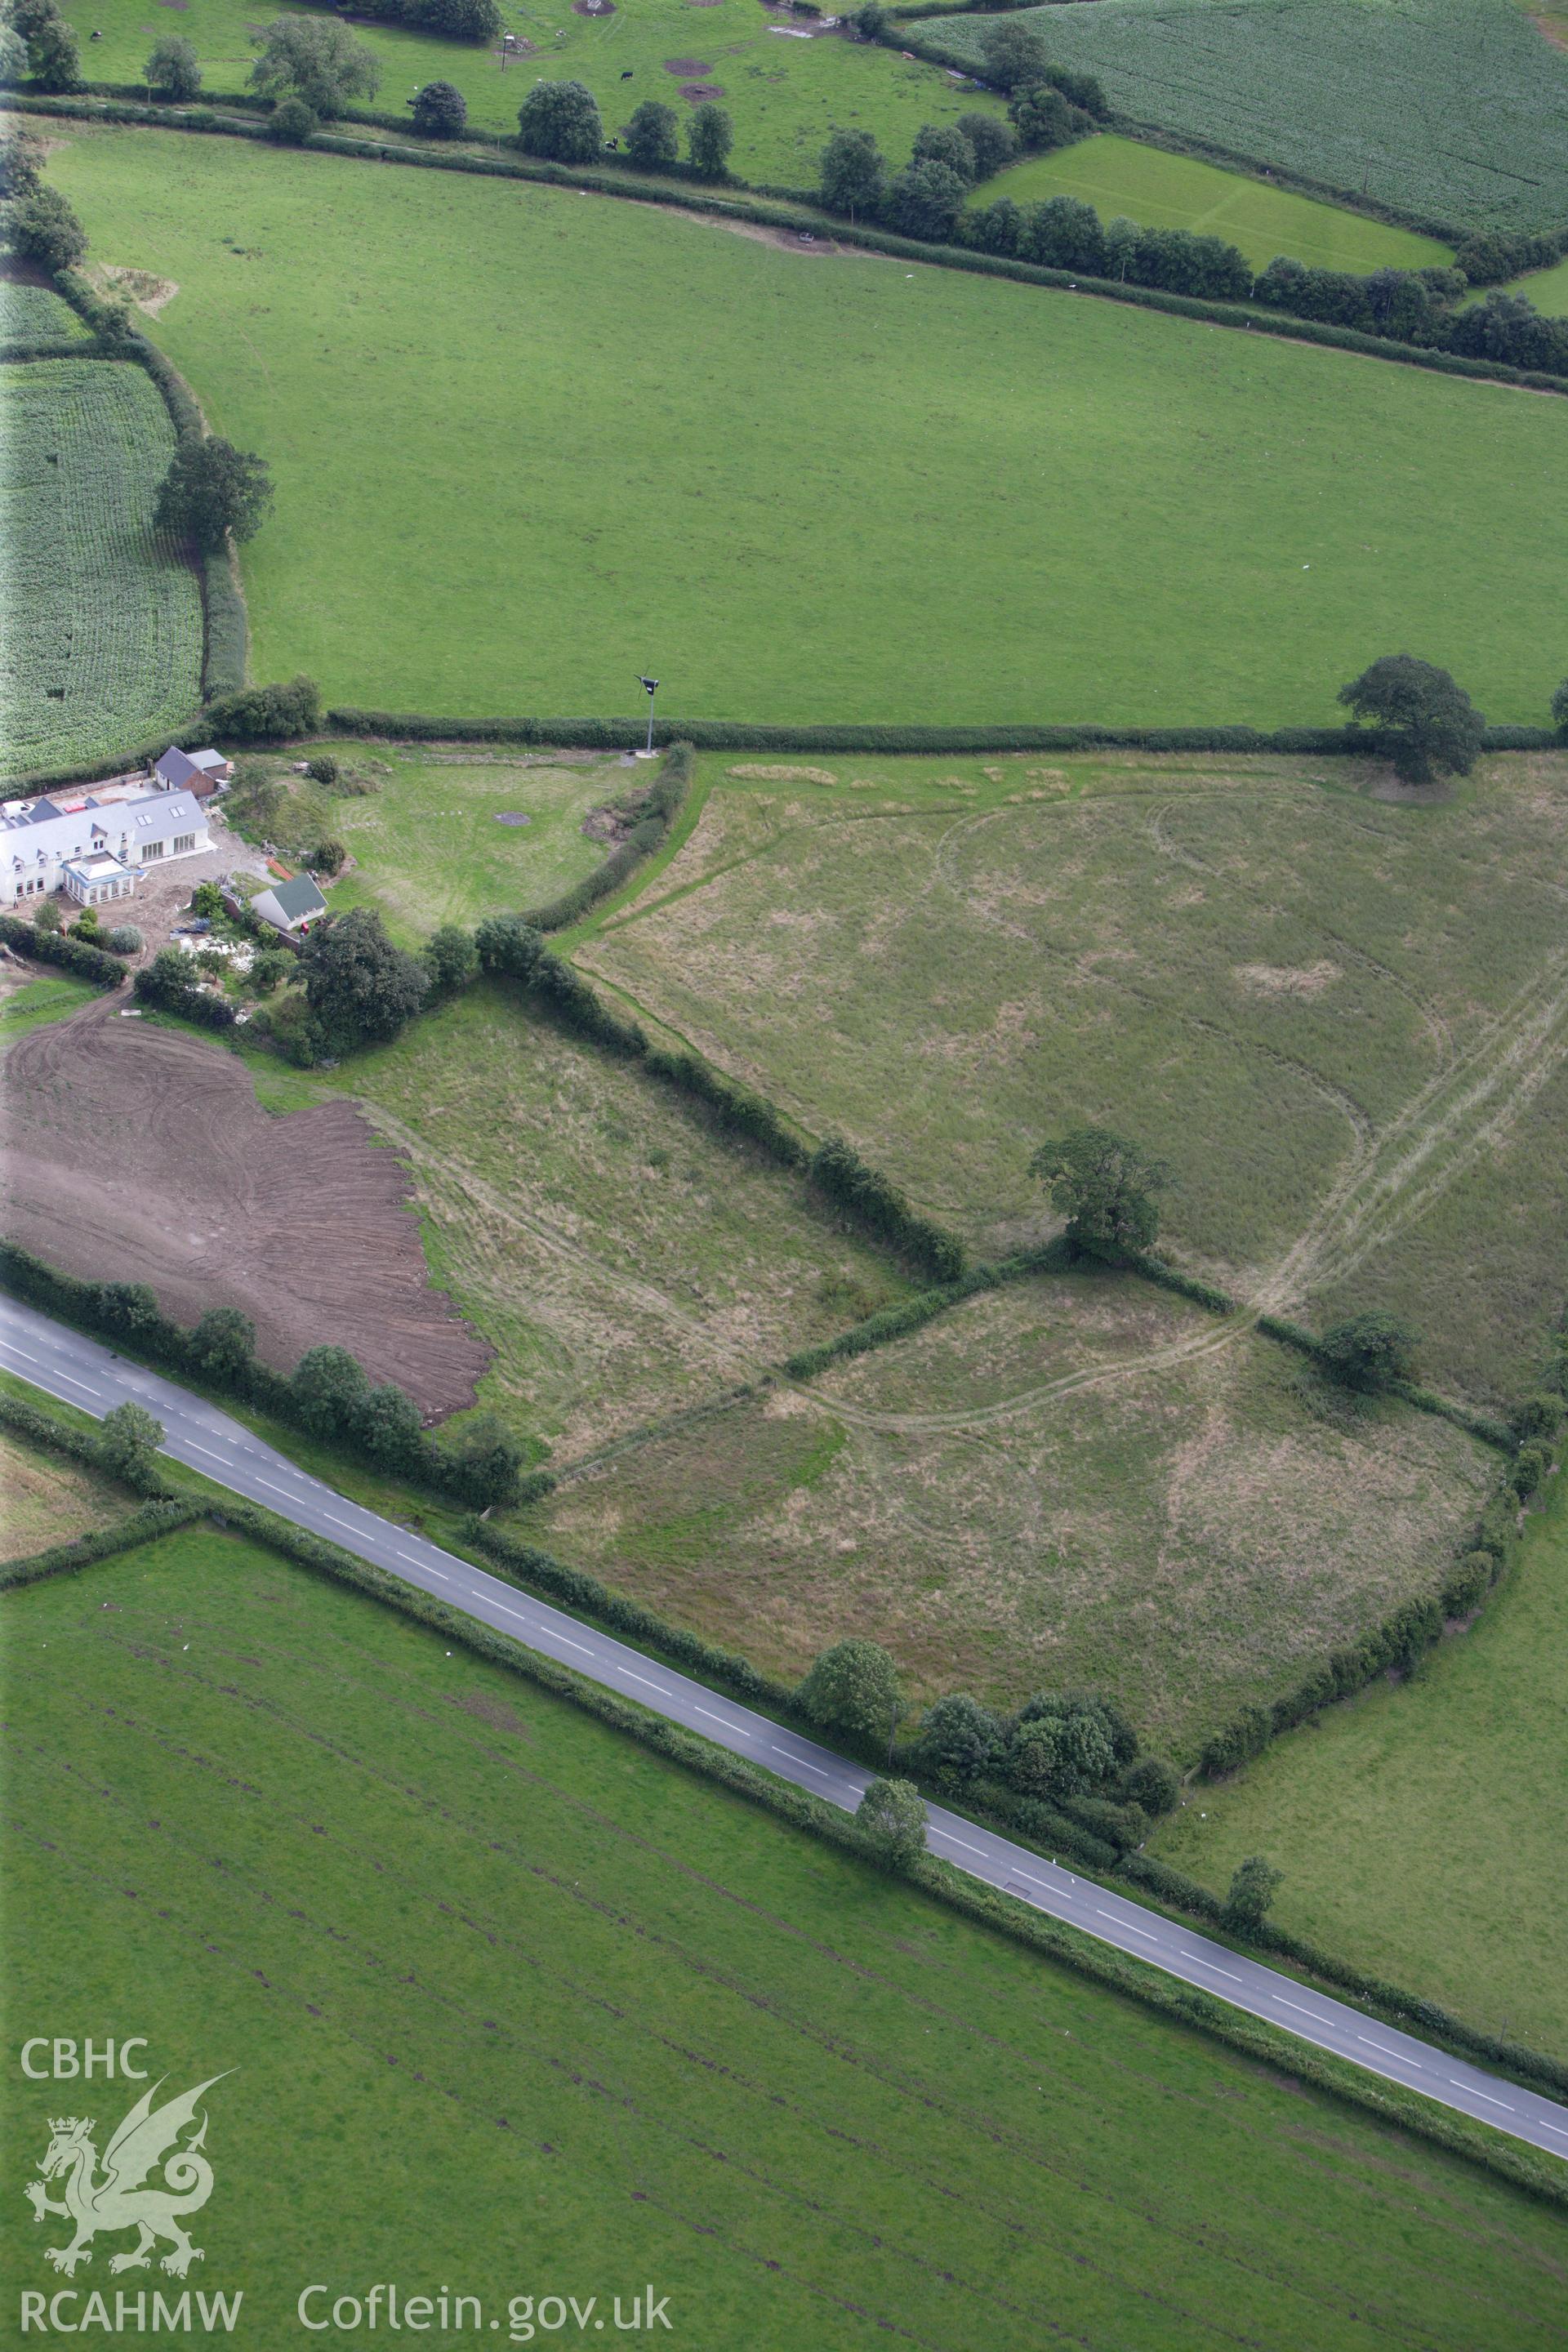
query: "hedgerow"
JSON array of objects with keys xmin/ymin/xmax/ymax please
[
  {"xmin": 0, "ymin": 1499, "xmax": 204, "ymax": 1592},
  {"xmin": 523, "ymin": 740, "xmax": 694, "ymax": 931},
  {"xmin": 0, "ymin": 915, "xmax": 127, "ymax": 987}
]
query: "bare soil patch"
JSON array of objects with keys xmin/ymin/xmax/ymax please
[
  {"xmin": 663, "ymin": 56, "xmax": 713, "ymax": 73},
  {"xmin": 95, "ymin": 264, "xmax": 179, "ymax": 318},
  {"xmin": 679, "ymin": 80, "xmax": 727, "ymax": 100},
  {"xmin": 0, "ymin": 1007, "xmax": 490, "ymax": 1414}
]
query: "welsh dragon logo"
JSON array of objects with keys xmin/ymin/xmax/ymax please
[{"xmin": 24, "ymin": 2074, "xmax": 229, "ymax": 2279}]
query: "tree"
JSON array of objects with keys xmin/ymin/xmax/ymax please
[
  {"xmin": 250, "ymin": 16, "xmax": 380, "ymax": 117},
  {"xmin": 1120, "ymin": 1753, "xmax": 1179, "ymax": 1815},
  {"xmin": 409, "ymin": 78, "xmax": 467, "ymax": 136},
  {"xmin": 27, "ymin": 10, "xmax": 80, "ymax": 91},
  {"xmin": 9, "ymin": 184, "xmax": 86, "ymax": 273},
  {"xmin": 1337, "ymin": 654, "xmax": 1486, "ymax": 785},
  {"xmin": 622, "ymin": 98, "xmax": 679, "ymax": 172},
  {"xmin": 355, "ymin": 1382, "xmax": 425, "ymax": 1466},
  {"xmin": 423, "ymin": 923, "xmax": 479, "ymax": 999},
  {"xmin": 1030, "ymin": 1125, "xmax": 1169, "ymax": 1257},
  {"xmin": 796, "ymin": 1637, "xmax": 900, "ymax": 1740},
  {"xmin": 267, "ymin": 94, "xmax": 318, "ymax": 144},
  {"xmin": 420, "ymin": 0, "xmax": 501, "ymax": 38},
  {"xmin": 156, "ymin": 439, "xmax": 274, "ymax": 549},
  {"xmin": 911, "ymin": 121, "xmax": 977, "ymax": 184},
  {"xmin": 291, "ymin": 1343, "xmax": 372, "ymax": 1435},
  {"xmin": 853, "ymin": 0, "xmax": 887, "ymax": 33},
  {"xmin": 687, "ymin": 101, "xmax": 733, "ymax": 180},
  {"xmin": 516, "ymin": 78, "xmax": 602, "ymax": 163},
  {"xmin": 297, "ymin": 905, "xmax": 428, "ymax": 1051},
  {"xmin": 97, "ymin": 1281, "xmax": 162, "ymax": 1336},
  {"xmin": 1317, "ymin": 1311, "xmax": 1419, "ymax": 1392},
  {"xmin": 0, "ymin": 125, "xmax": 44, "ymax": 197},
  {"xmin": 1010, "ymin": 85, "xmax": 1079, "ymax": 153},
  {"xmin": 978, "ymin": 16, "xmax": 1049, "ymax": 91},
  {"xmin": 191, "ymin": 880, "xmax": 225, "ymax": 918},
  {"xmin": 1102, "ymin": 214, "xmax": 1139, "ymax": 282},
  {"xmin": 105, "ymin": 924, "xmax": 143, "ymax": 955},
  {"xmin": 1222, "ymin": 1854, "xmax": 1282, "ymax": 1933},
  {"xmin": 1552, "ymin": 677, "xmax": 1568, "ymax": 740},
  {"xmin": 911, "ymin": 1692, "xmax": 1003, "ymax": 1786},
  {"xmin": 1005, "ymin": 1691, "xmax": 1129, "ymax": 1799},
  {"xmin": 189, "ymin": 1305, "xmax": 257, "ymax": 1383},
  {"xmin": 96, "ymin": 1401, "xmax": 164, "ymax": 1483},
  {"xmin": 145, "ymin": 33, "xmax": 201, "ymax": 98},
  {"xmin": 310, "ymin": 838, "xmax": 346, "ymax": 877},
  {"xmin": 442, "ymin": 1411, "xmax": 524, "ymax": 1508},
  {"xmin": 855, "ymin": 1778, "xmax": 927, "ymax": 1871},
  {"xmin": 819, "ymin": 127, "xmax": 884, "ymax": 220},
  {"xmin": 955, "ymin": 110, "xmax": 1018, "ymax": 180},
  {"xmin": 0, "ymin": 24, "xmax": 28, "ymax": 84},
  {"xmin": 884, "ymin": 158, "xmax": 965, "ymax": 244},
  {"xmin": 249, "ymin": 950, "xmax": 291, "ymax": 995}
]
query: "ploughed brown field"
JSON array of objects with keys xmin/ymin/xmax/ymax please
[{"xmin": 1, "ymin": 1004, "xmax": 490, "ymax": 1414}]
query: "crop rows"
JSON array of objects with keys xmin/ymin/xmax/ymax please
[
  {"xmin": 0, "ymin": 359, "xmax": 203, "ymax": 780},
  {"xmin": 0, "ymin": 281, "xmax": 88, "ymax": 343},
  {"xmin": 928, "ymin": 0, "xmax": 1568, "ymax": 234}
]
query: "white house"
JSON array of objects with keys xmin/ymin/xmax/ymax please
[
  {"xmin": 154, "ymin": 745, "xmax": 233, "ymax": 799},
  {"xmin": 0, "ymin": 780, "xmax": 211, "ymax": 910},
  {"xmin": 250, "ymin": 874, "xmax": 327, "ymax": 935}
]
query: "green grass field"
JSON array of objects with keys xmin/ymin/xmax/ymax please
[
  {"xmin": 1500, "ymin": 252, "xmax": 1568, "ymax": 314},
  {"xmin": 0, "ymin": 355, "xmax": 203, "ymax": 779},
  {"xmin": 967, "ymin": 134, "xmax": 1451, "ymax": 274},
  {"xmin": 6, "ymin": 1521, "xmax": 1566, "ymax": 2349},
  {"xmin": 530, "ymin": 1272, "xmax": 1494, "ymax": 1750},
  {"xmin": 1151, "ymin": 1481, "xmax": 1568, "ymax": 2059},
  {"xmin": 58, "ymin": 0, "xmax": 1001, "ymax": 186},
  {"xmin": 581, "ymin": 749, "xmax": 1568, "ymax": 1406},
  {"xmin": 47, "ymin": 125, "xmax": 1568, "ymax": 729},
  {"xmin": 927, "ymin": 0, "xmax": 1568, "ymax": 232}
]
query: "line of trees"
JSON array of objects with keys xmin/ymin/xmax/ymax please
[{"xmin": 518, "ymin": 80, "xmax": 735, "ymax": 182}]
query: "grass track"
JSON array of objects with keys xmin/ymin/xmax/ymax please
[
  {"xmin": 5, "ymin": 1521, "xmax": 1566, "ymax": 2348},
  {"xmin": 968, "ymin": 134, "xmax": 1451, "ymax": 273},
  {"xmin": 47, "ymin": 125, "xmax": 1568, "ymax": 729}
]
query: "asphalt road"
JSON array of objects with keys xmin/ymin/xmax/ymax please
[{"xmin": 6, "ymin": 1291, "xmax": 1566, "ymax": 2166}]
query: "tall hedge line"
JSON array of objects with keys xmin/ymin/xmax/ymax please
[
  {"xmin": 523, "ymin": 741, "xmax": 694, "ymax": 931},
  {"xmin": 0, "ymin": 1499, "xmax": 204, "ymax": 1592},
  {"xmin": 0, "ymin": 915, "xmax": 127, "ymax": 988},
  {"xmin": 0, "ymin": 1385, "xmax": 177, "ymax": 1497}
]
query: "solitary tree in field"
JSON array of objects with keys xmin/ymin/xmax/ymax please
[
  {"xmin": 1317, "ymin": 1310, "xmax": 1419, "ymax": 1392},
  {"xmin": 622, "ymin": 99, "xmax": 679, "ymax": 172},
  {"xmin": 96, "ymin": 1401, "xmax": 164, "ymax": 1485},
  {"xmin": 687, "ymin": 101, "xmax": 733, "ymax": 180},
  {"xmin": 157, "ymin": 439, "xmax": 274, "ymax": 549},
  {"xmin": 250, "ymin": 16, "xmax": 381, "ymax": 117},
  {"xmin": 819, "ymin": 127, "xmax": 884, "ymax": 220},
  {"xmin": 1031, "ymin": 1125, "xmax": 1170, "ymax": 1258},
  {"xmin": 9, "ymin": 183, "xmax": 86, "ymax": 273},
  {"xmin": 855, "ymin": 1779, "xmax": 927, "ymax": 1871},
  {"xmin": 516, "ymin": 78, "xmax": 602, "ymax": 163},
  {"xmin": 145, "ymin": 33, "xmax": 201, "ymax": 99},
  {"xmin": 1222, "ymin": 1854, "xmax": 1283, "ymax": 1933},
  {"xmin": 409, "ymin": 78, "xmax": 467, "ymax": 137},
  {"xmin": 979, "ymin": 16, "xmax": 1049, "ymax": 91},
  {"xmin": 1337, "ymin": 653, "xmax": 1485, "ymax": 785},
  {"xmin": 796, "ymin": 1637, "xmax": 900, "ymax": 1742}
]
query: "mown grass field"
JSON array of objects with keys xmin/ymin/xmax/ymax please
[
  {"xmin": 243, "ymin": 982, "xmax": 907, "ymax": 1454},
  {"xmin": 6, "ymin": 1522, "xmax": 1565, "ymax": 2350},
  {"xmin": 968, "ymin": 134, "xmax": 1451, "ymax": 273},
  {"xmin": 580, "ymin": 748, "xmax": 1568, "ymax": 1405},
  {"xmin": 0, "ymin": 1424, "xmax": 127, "ymax": 1558},
  {"xmin": 529, "ymin": 1273, "xmax": 1494, "ymax": 1751},
  {"xmin": 48, "ymin": 126, "xmax": 1568, "ymax": 728},
  {"xmin": 57, "ymin": 0, "xmax": 1000, "ymax": 186},
  {"xmin": 927, "ymin": 0, "xmax": 1568, "ymax": 232},
  {"xmin": 1152, "ymin": 1481, "xmax": 1568, "ymax": 2060},
  {"xmin": 0, "ymin": 356, "xmax": 203, "ymax": 780}
]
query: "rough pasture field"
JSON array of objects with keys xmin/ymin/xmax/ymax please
[
  {"xmin": 243, "ymin": 982, "xmax": 909, "ymax": 1454},
  {"xmin": 529, "ymin": 1272, "xmax": 1494, "ymax": 1748},
  {"xmin": 57, "ymin": 0, "xmax": 1000, "ymax": 186},
  {"xmin": 969, "ymin": 135, "xmax": 1452, "ymax": 273},
  {"xmin": 6, "ymin": 1522, "xmax": 1563, "ymax": 2350},
  {"xmin": 0, "ymin": 1424, "xmax": 127, "ymax": 1558},
  {"xmin": 0, "ymin": 357, "xmax": 203, "ymax": 781},
  {"xmin": 927, "ymin": 0, "xmax": 1568, "ymax": 232},
  {"xmin": 580, "ymin": 750, "xmax": 1568, "ymax": 1406},
  {"xmin": 0, "ymin": 1005, "xmax": 491, "ymax": 1412},
  {"xmin": 1152, "ymin": 1484, "xmax": 1568, "ymax": 2060},
  {"xmin": 48, "ymin": 126, "xmax": 1568, "ymax": 728}
]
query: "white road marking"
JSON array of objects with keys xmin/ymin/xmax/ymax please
[
  {"xmin": 184, "ymin": 1443, "xmax": 229, "ymax": 1464},
  {"xmin": 51, "ymin": 1373, "xmax": 102, "ymax": 1399},
  {"xmin": 255, "ymin": 1477, "xmax": 302, "ymax": 1499},
  {"xmin": 1460, "ymin": 2083, "xmax": 1514, "ymax": 2111},
  {"xmin": 1539, "ymin": 2120, "xmax": 1568, "ymax": 2140},
  {"xmin": 3, "ymin": 1345, "xmax": 44, "ymax": 1365},
  {"xmin": 322, "ymin": 1513, "xmax": 363, "ymax": 1536},
  {"xmin": 771, "ymin": 1747, "xmax": 835, "ymax": 1780},
  {"xmin": 620, "ymin": 1668, "xmax": 671, "ymax": 1695},
  {"xmin": 1358, "ymin": 2037, "xmax": 1408, "ymax": 2061},
  {"xmin": 937, "ymin": 1832, "xmax": 986, "ymax": 1856},
  {"xmin": 1196, "ymin": 1961, "xmax": 1245, "ymax": 1984},
  {"xmin": 695, "ymin": 1705, "xmax": 747, "ymax": 1735},
  {"xmin": 1272, "ymin": 1996, "xmax": 1334, "ymax": 2025},
  {"xmin": 551, "ymin": 1634, "xmax": 594, "ymax": 1655}
]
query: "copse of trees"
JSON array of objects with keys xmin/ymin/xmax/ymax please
[
  {"xmin": 298, "ymin": 906, "xmax": 429, "ymax": 1054},
  {"xmin": 911, "ymin": 122, "xmax": 978, "ymax": 185},
  {"xmin": 409, "ymin": 78, "xmax": 467, "ymax": 137},
  {"xmin": 145, "ymin": 33, "xmax": 201, "ymax": 100},
  {"xmin": 7, "ymin": 0, "xmax": 79, "ymax": 90},
  {"xmin": 1031, "ymin": 1126, "xmax": 1169, "ymax": 1258},
  {"xmin": 204, "ymin": 675, "xmax": 322, "ymax": 741},
  {"xmin": 908, "ymin": 1682, "xmax": 1178, "ymax": 1829},
  {"xmin": 7, "ymin": 180, "xmax": 86, "ymax": 272},
  {"xmin": 1338, "ymin": 653, "xmax": 1485, "ymax": 783},
  {"xmin": 155, "ymin": 439, "xmax": 274, "ymax": 549},
  {"xmin": 250, "ymin": 16, "xmax": 381, "ymax": 117},
  {"xmin": 517, "ymin": 78, "xmax": 603, "ymax": 163},
  {"xmin": 819, "ymin": 127, "xmax": 885, "ymax": 220},
  {"xmin": 884, "ymin": 157, "xmax": 967, "ymax": 244},
  {"xmin": 955, "ymin": 111, "xmax": 1018, "ymax": 179},
  {"xmin": 978, "ymin": 16, "xmax": 1049, "ymax": 92}
]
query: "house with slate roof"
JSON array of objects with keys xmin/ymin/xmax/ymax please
[
  {"xmin": 251, "ymin": 874, "xmax": 327, "ymax": 936},
  {"xmin": 153, "ymin": 745, "xmax": 234, "ymax": 798},
  {"xmin": 0, "ymin": 779, "xmax": 211, "ymax": 910}
]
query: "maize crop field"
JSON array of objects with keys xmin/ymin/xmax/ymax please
[
  {"xmin": 0, "ymin": 358, "xmax": 203, "ymax": 782},
  {"xmin": 926, "ymin": 0, "xmax": 1568, "ymax": 234}
]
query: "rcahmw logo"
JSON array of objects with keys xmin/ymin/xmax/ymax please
[{"xmin": 18, "ymin": 2038, "xmax": 243, "ymax": 2335}]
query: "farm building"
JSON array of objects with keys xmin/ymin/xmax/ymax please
[
  {"xmin": 154, "ymin": 745, "xmax": 233, "ymax": 797},
  {"xmin": 251, "ymin": 874, "xmax": 327, "ymax": 935},
  {"xmin": 0, "ymin": 780, "xmax": 210, "ymax": 909}
]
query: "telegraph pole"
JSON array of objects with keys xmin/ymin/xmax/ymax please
[{"xmin": 637, "ymin": 675, "xmax": 659, "ymax": 758}]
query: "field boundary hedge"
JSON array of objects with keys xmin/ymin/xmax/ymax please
[
  {"xmin": 0, "ymin": 915, "xmax": 128, "ymax": 988},
  {"xmin": 0, "ymin": 1498, "xmax": 205, "ymax": 1592},
  {"xmin": 29, "ymin": 1485, "xmax": 1556, "ymax": 2204},
  {"xmin": 9, "ymin": 94, "xmax": 1568, "ymax": 403},
  {"xmin": 523, "ymin": 741, "xmax": 694, "ymax": 932}
]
